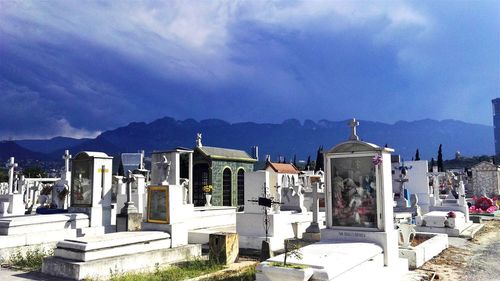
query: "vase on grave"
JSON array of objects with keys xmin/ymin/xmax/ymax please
[{"xmin": 205, "ymin": 194, "xmax": 212, "ymax": 207}]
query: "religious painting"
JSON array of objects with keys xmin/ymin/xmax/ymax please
[
  {"xmin": 330, "ymin": 155, "xmax": 378, "ymax": 228},
  {"xmin": 147, "ymin": 186, "xmax": 169, "ymax": 223},
  {"xmin": 71, "ymin": 160, "xmax": 93, "ymax": 207}
]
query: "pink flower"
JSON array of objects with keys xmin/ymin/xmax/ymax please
[
  {"xmin": 493, "ymin": 196, "xmax": 498, "ymax": 201},
  {"xmin": 486, "ymin": 206, "xmax": 498, "ymax": 213},
  {"xmin": 472, "ymin": 195, "xmax": 478, "ymax": 200}
]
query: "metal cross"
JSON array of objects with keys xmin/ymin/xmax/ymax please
[
  {"xmin": 247, "ymin": 183, "xmax": 282, "ymax": 242},
  {"xmin": 348, "ymin": 118, "xmax": 360, "ymax": 141}
]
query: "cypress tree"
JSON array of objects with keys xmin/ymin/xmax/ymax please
[
  {"xmin": 118, "ymin": 160, "xmax": 124, "ymax": 176},
  {"xmin": 430, "ymin": 158, "xmax": 435, "ymax": 172},
  {"xmin": 314, "ymin": 146, "xmax": 324, "ymax": 172},
  {"xmin": 437, "ymin": 144, "xmax": 443, "ymax": 172},
  {"xmin": 293, "ymin": 155, "xmax": 297, "ymax": 166},
  {"xmin": 415, "ymin": 149, "xmax": 420, "ymax": 161},
  {"xmin": 305, "ymin": 156, "xmax": 311, "ymax": 170}
]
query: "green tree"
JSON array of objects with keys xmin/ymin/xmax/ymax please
[
  {"xmin": 430, "ymin": 158, "xmax": 435, "ymax": 172},
  {"xmin": 0, "ymin": 168, "xmax": 8, "ymax": 182},
  {"xmin": 415, "ymin": 149, "xmax": 420, "ymax": 161},
  {"xmin": 23, "ymin": 166, "xmax": 47, "ymax": 178}
]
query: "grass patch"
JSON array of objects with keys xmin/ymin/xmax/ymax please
[
  {"xmin": 209, "ymin": 266, "xmax": 256, "ymax": 281},
  {"xmin": 268, "ymin": 262, "xmax": 308, "ymax": 269},
  {"xmin": 109, "ymin": 259, "xmax": 224, "ymax": 281},
  {"xmin": 7, "ymin": 247, "xmax": 53, "ymax": 271}
]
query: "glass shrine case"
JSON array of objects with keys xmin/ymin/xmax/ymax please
[
  {"xmin": 71, "ymin": 158, "xmax": 93, "ymax": 207},
  {"xmin": 329, "ymin": 152, "xmax": 381, "ymax": 229}
]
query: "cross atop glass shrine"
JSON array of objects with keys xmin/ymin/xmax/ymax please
[{"xmin": 348, "ymin": 118, "xmax": 360, "ymax": 141}]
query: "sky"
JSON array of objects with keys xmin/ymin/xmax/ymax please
[{"xmin": 0, "ymin": 0, "xmax": 499, "ymax": 140}]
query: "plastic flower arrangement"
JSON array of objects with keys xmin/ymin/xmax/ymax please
[
  {"xmin": 202, "ymin": 184, "xmax": 213, "ymax": 194},
  {"xmin": 447, "ymin": 211, "xmax": 456, "ymax": 218},
  {"xmin": 372, "ymin": 154, "xmax": 383, "ymax": 166},
  {"xmin": 469, "ymin": 196, "xmax": 498, "ymax": 214}
]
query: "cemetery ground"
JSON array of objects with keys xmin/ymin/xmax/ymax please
[{"xmin": 0, "ymin": 220, "xmax": 498, "ymax": 281}]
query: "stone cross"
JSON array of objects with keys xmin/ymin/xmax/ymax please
[
  {"xmin": 121, "ymin": 170, "xmax": 138, "ymax": 214},
  {"xmin": 348, "ymin": 118, "xmax": 360, "ymax": 141},
  {"xmin": 6, "ymin": 157, "xmax": 18, "ymax": 194},
  {"xmin": 196, "ymin": 133, "xmax": 203, "ymax": 147},
  {"xmin": 305, "ymin": 181, "xmax": 320, "ymax": 235},
  {"xmin": 98, "ymin": 165, "xmax": 109, "ymax": 198},
  {"xmin": 62, "ymin": 150, "xmax": 71, "ymax": 174},
  {"xmin": 155, "ymin": 155, "xmax": 171, "ymax": 185},
  {"xmin": 273, "ymin": 183, "xmax": 281, "ymax": 214}
]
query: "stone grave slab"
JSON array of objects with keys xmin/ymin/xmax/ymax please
[
  {"xmin": 43, "ymin": 243, "xmax": 201, "ymax": 280},
  {"xmin": 55, "ymin": 231, "xmax": 171, "ymax": 261},
  {"xmin": 265, "ymin": 240, "xmax": 383, "ymax": 279},
  {"xmin": 0, "ymin": 213, "xmax": 89, "ymax": 235}
]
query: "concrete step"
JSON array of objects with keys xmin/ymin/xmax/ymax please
[{"xmin": 459, "ymin": 223, "xmax": 484, "ymax": 239}]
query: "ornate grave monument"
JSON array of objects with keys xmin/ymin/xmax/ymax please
[
  {"xmin": 142, "ymin": 148, "xmax": 195, "ymax": 247},
  {"xmin": 69, "ymin": 152, "xmax": 113, "ymax": 233},
  {"xmin": 257, "ymin": 118, "xmax": 408, "ymax": 280},
  {"xmin": 42, "ymin": 149, "xmax": 201, "ymax": 280}
]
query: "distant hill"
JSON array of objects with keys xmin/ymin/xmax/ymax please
[
  {"xmin": 15, "ymin": 137, "xmax": 89, "ymax": 154},
  {"xmin": 0, "ymin": 141, "xmax": 46, "ymax": 161},
  {"xmin": 4, "ymin": 117, "xmax": 495, "ymax": 162}
]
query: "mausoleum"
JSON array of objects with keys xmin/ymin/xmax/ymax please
[{"xmin": 192, "ymin": 133, "xmax": 256, "ymax": 207}]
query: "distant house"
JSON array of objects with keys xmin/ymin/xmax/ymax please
[
  {"xmin": 192, "ymin": 135, "xmax": 256, "ymax": 207},
  {"xmin": 264, "ymin": 161, "xmax": 300, "ymax": 200},
  {"xmin": 471, "ymin": 161, "xmax": 500, "ymax": 197}
]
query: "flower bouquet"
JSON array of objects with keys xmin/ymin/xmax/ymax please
[{"xmin": 202, "ymin": 184, "xmax": 213, "ymax": 194}]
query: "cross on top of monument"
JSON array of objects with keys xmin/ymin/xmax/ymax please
[
  {"xmin": 6, "ymin": 157, "xmax": 17, "ymax": 169},
  {"xmin": 196, "ymin": 133, "xmax": 203, "ymax": 147},
  {"xmin": 348, "ymin": 118, "xmax": 360, "ymax": 141},
  {"xmin": 63, "ymin": 150, "xmax": 71, "ymax": 173}
]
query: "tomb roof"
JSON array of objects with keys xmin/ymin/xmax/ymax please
[
  {"xmin": 196, "ymin": 146, "xmax": 256, "ymax": 162},
  {"xmin": 327, "ymin": 140, "xmax": 394, "ymax": 154},
  {"xmin": 266, "ymin": 162, "xmax": 299, "ymax": 174},
  {"xmin": 74, "ymin": 151, "xmax": 112, "ymax": 159}
]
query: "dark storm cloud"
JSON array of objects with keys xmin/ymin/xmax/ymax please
[{"xmin": 0, "ymin": 1, "xmax": 498, "ymax": 139}]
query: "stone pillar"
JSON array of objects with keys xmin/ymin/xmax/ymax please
[{"xmin": 188, "ymin": 152, "xmax": 193, "ymax": 204}]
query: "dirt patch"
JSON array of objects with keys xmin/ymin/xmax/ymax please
[
  {"xmin": 411, "ymin": 234, "xmax": 432, "ymax": 247},
  {"xmin": 411, "ymin": 220, "xmax": 500, "ymax": 281}
]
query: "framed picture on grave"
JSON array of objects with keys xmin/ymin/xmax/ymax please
[
  {"xmin": 147, "ymin": 186, "xmax": 169, "ymax": 224},
  {"xmin": 329, "ymin": 153, "xmax": 380, "ymax": 229},
  {"xmin": 71, "ymin": 159, "xmax": 93, "ymax": 207}
]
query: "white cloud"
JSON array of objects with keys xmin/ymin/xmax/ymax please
[{"xmin": 55, "ymin": 119, "xmax": 101, "ymax": 139}]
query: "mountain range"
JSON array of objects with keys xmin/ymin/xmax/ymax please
[{"xmin": 0, "ymin": 117, "xmax": 494, "ymax": 163}]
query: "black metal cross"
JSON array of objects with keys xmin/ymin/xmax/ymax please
[{"xmin": 247, "ymin": 183, "xmax": 282, "ymax": 242}]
